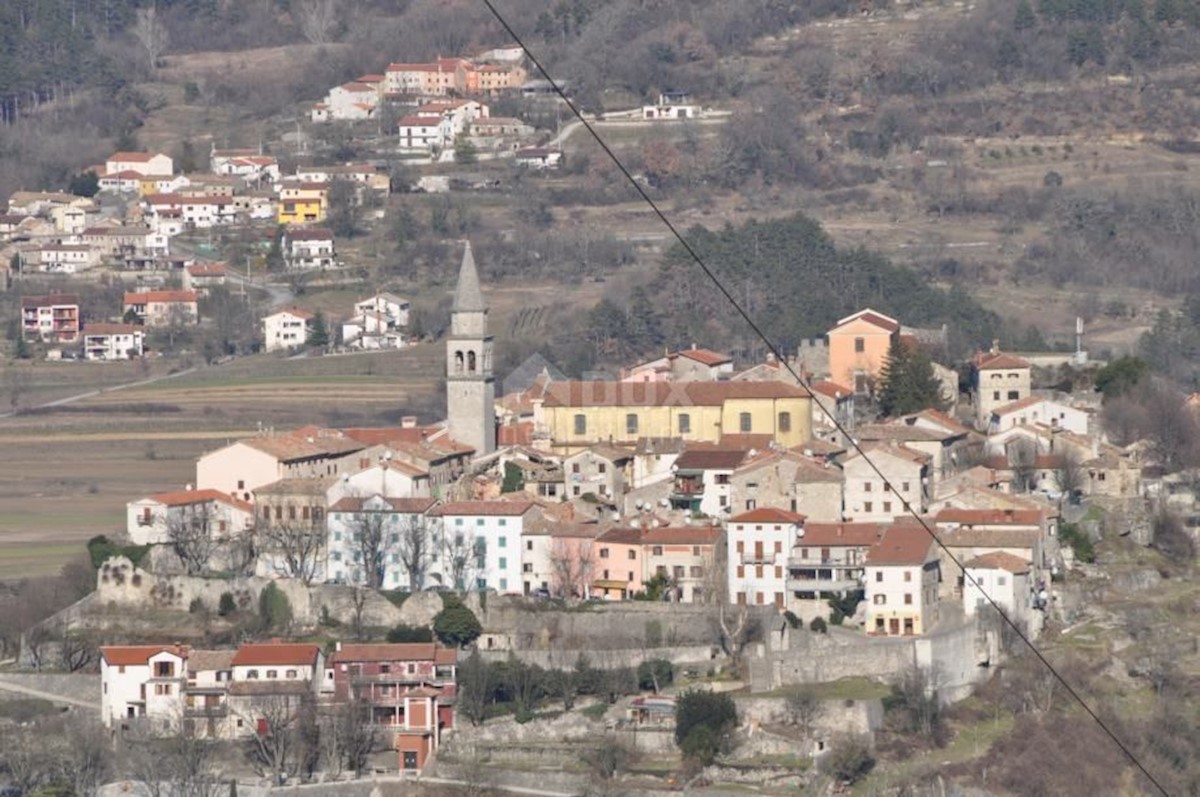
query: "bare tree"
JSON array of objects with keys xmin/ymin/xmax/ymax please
[
  {"xmin": 0, "ymin": 725, "xmax": 54, "ymax": 794},
  {"xmin": 396, "ymin": 513, "xmax": 433, "ymax": 591},
  {"xmin": 296, "ymin": 0, "xmax": 338, "ymax": 45},
  {"xmin": 124, "ymin": 719, "xmax": 225, "ymax": 797},
  {"xmin": 132, "ymin": 7, "xmax": 170, "ymax": 71},
  {"xmin": 167, "ymin": 505, "xmax": 218, "ymax": 576},
  {"xmin": 59, "ymin": 625, "xmax": 96, "ymax": 672},
  {"xmin": 241, "ymin": 695, "xmax": 308, "ymax": 779},
  {"xmin": 57, "ymin": 719, "xmax": 110, "ymax": 797},
  {"xmin": 443, "ymin": 528, "xmax": 480, "ymax": 591},
  {"xmin": 345, "ymin": 509, "xmax": 387, "ymax": 589},
  {"xmin": 1055, "ymin": 452, "xmax": 1084, "ymax": 498},
  {"xmin": 784, "ymin": 685, "xmax": 823, "ymax": 737},
  {"xmin": 349, "ymin": 587, "xmax": 370, "ymax": 641},
  {"xmin": 337, "ymin": 697, "xmax": 378, "ymax": 776},
  {"xmin": 1007, "ymin": 438, "xmax": 1039, "ymax": 493},
  {"xmin": 257, "ymin": 522, "xmax": 324, "ymax": 585},
  {"xmin": 548, "ymin": 538, "xmax": 595, "ymax": 598}
]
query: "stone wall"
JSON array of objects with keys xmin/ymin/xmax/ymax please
[
  {"xmin": 479, "ymin": 645, "xmax": 715, "ymax": 670},
  {"xmin": 749, "ymin": 614, "xmax": 998, "ymax": 703}
]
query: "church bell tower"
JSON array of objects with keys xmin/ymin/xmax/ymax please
[{"xmin": 446, "ymin": 241, "xmax": 495, "ymax": 455}]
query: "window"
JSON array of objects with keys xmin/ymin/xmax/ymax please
[
  {"xmin": 992, "ymin": 390, "xmax": 1000, "ymax": 400},
  {"xmin": 875, "ymin": 571, "xmax": 883, "ymax": 582},
  {"xmin": 266, "ymin": 670, "xmax": 278, "ymax": 679},
  {"xmin": 155, "ymin": 683, "xmax": 172, "ymax": 695},
  {"xmin": 626, "ymin": 413, "xmax": 638, "ymax": 435},
  {"xmin": 690, "ymin": 566, "xmax": 702, "ymax": 578},
  {"xmin": 997, "ymin": 575, "xmax": 1008, "ymax": 586},
  {"xmin": 574, "ymin": 414, "xmax": 586, "ymax": 435},
  {"xmin": 652, "ymin": 545, "xmax": 663, "ymax": 556},
  {"xmin": 247, "ymin": 670, "xmax": 259, "ymax": 679},
  {"xmin": 154, "ymin": 661, "xmax": 174, "ymax": 678},
  {"xmin": 627, "ymin": 549, "xmax": 636, "ymax": 560},
  {"xmin": 873, "ymin": 594, "xmax": 886, "ymax": 605},
  {"xmin": 499, "ymin": 557, "xmax": 507, "ymax": 569},
  {"xmin": 599, "ymin": 547, "xmax": 609, "ymax": 559},
  {"xmin": 598, "ymin": 463, "xmax": 607, "ymax": 474},
  {"xmin": 692, "ymin": 545, "xmax": 701, "ymax": 556},
  {"xmin": 237, "ymin": 480, "xmax": 244, "ymax": 489},
  {"xmin": 864, "ymin": 501, "xmax": 873, "ymax": 513},
  {"xmin": 285, "ymin": 669, "xmax": 298, "ymax": 679},
  {"xmin": 498, "ymin": 519, "xmax": 507, "ymax": 527},
  {"xmin": 739, "ymin": 412, "xmax": 752, "ymax": 433},
  {"xmin": 678, "ymin": 413, "xmax": 691, "ymax": 434},
  {"xmin": 499, "ymin": 536, "xmax": 507, "ymax": 548},
  {"xmin": 778, "ymin": 411, "xmax": 791, "ymax": 432},
  {"xmin": 902, "ymin": 481, "xmax": 910, "ymax": 492},
  {"xmin": 883, "ymin": 501, "xmax": 892, "ymax": 513},
  {"xmin": 904, "ymin": 593, "xmax": 913, "ymax": 605},
  {"xmin": 904, "ymin": 571, "xmax": 912, "ymax": 582},
  {"xmin": 526, "ymin": 540, "xmax": 533, "ymax": 551},
  {"xmin": 854, "ymin": 337, "xmax": 865, "ymax": 353},
  {"xmin": 1007, "ymin": 390, "xmax": 1020, "ymax": 400},
  {"xmin": 864, "ymin": 482, "xmax": 872, "ymax": 492}
]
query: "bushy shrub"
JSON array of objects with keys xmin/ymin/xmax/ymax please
[
  {"xmin": 637, "ymin": 658, "xmax": 674, "ymax": 692},
  {"xmin": 218, "ymin": 592, "xmax": 237, "ymax": 616},
  {"xmin": 810, "ymin": 617, "xmax": 828, "ymax": 634},
  {"xmin": 386, "ymin": 624, "xmax": 433, "ymax": 643},
  {"xmin": 258, "ymin": 583, "xmax": 292, "ymax": 632}
]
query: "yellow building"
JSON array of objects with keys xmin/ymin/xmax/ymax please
[
  {"xmin": 277, "ymin": 183, "xmax": 328, "ymax": 225},
  {"xmin": 534, "ymin": 381, "xmax": 813, "ymax": 454}
]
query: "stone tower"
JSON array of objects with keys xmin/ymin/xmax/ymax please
[{"xmin": 446, "ymin": 241, "xmax": 495, "ymax": 455}]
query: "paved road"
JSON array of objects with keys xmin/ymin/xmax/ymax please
[{"xmin": 0, "ymin": 675, "xmax": 100, "ymax": 711}]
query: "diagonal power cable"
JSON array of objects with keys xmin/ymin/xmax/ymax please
[{"xmin": 475, "ymin": 1, "xmax": 1170, "ymax": 793}]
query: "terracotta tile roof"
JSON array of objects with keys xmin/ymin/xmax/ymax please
[
  {"xmin": 935, "ymin": 508, "xmax": 1045, "ymax": 526},
  {"xmin": 963, "ymin": 551, "xmax": 1031, "ymax": 573},
  {"xmin": 674, "ymin": 449, "xmax": 748, "ymax": 471},
  {"xmin": 498, "ymin": 421, "xmax": 534, "ymax": 446},
  {"xmin": 253, "ymin": 477, "xmax": 335, "ymax": 496},
  {"xmin": 595, "ymin": 526, "xmax": 644, "ymax": 545},
  {"xmin": 729, "ymin": 507, "xmax": 806, "ymax": 524},
  {"xmin": 329, "ymin": 496, "xmax": 436, "ymax": 513},
  {"xmin": 142, "ymin": 488, "xmax": 251, "ymax": 512},
  {"xmin": 857, "ymin": 424, "xmax": 947, "ymax": 443},
  {"xmin": 268, "ymin": 307, "xmax": 315, "ymax": 321},
  {"xmin": 340, "ymin": 82, "xmax": 375, "ymax": 92},
  {"xmin": 568, "ymin": 444, "xmax": 635, "ymax": 463},
  {"xmin": 634, "ymin": 437, "xmax": 687, "ymax": 455},
  {"xmin": 810, "ymin": 380, "xmax": 854, "ymax": 400},
  {"xmin": 718, "ymin": 434, "xmax": 775, "ymax": 450},
  {"xmin": 101, "ymin": 645, "xmax": 187, "ymax": 666},
  {"xmin": 901, "ymin": 408, "xmax": 973, "ymax": 436},
  {"xmin": 791, "ymin": 439, "xmax": 847, "ymax": 457},
  {"xmin": 399, "ymin": 116, "xmax": 444, "ymax": 126},
  {"xmin": 84, "ymin": 323, "xmax": 142, "ymax": 336},
  {"xmin": 330, "ymin": 643, "xmax": 456, "ymax": 664},
  {"xmin": 673, "ymin": 348, "xmax": 732, "ymax": 366},
  {"xmin": 341, "ymin": 426, "xmax": 441, "ymax": 446},
  {"xmin": 430, "ymin": 500, "xmax": 535, "ymax": 517},
  {"xmin": 124, "ymin": 290, "xmax": 198, "ymax": 304},
  {"xmin": 639, "ymin": 526, "xmax": 722, "ymax": 545},
  {"xmin": 846, "ymin": 442, "xmax": 930, "ymax": 465},
  {"xmin": 832, "ymin": 308, "xmax": 900, "ymax": 333},
  {"xmin": 801, "ymin": 522, "xmax": 887, "ymax": 547},
  {"xmin": 187, "ymin": 649, "xmax": 236, "ymax": 672},
  {"xmin": 866, "ymin": 522, "xmax": 936, "ymax": 566},
  {"xmin": 187, "ymin": 262, "xmax": 228, "ymax": 276},
  {"xmin": 21, "ymin": 293, "xmax": 79, "ymax": 307},
  {"xmin": 231, "ymin": 643, "xmax": 321, "ymax": 667},
  {"xmin": 286, "ymin": 228, "xmax": 334, "ymax": 241},
  {"xmin": 543, "ymin": 380, "xmax": 812, "ymax": 408},
  {"xmin": 974, "ymin": 351, "xmax": 1031, "ymax": 370},
  {"xmin": 937, "ymin": 527, "xmax": 1041, "ymax": 549}
]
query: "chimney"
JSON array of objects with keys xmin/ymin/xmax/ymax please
[
  {"xmin": 991, "ymin": 339, "xmax": 1000, "ymax": 354},
  {"xmin": 402, "ymin": 415, "xmax": 418, "ymax": 429},
  {"xmin": 335, "ymin": 641, "xmax": 342, "ymax": 652}
]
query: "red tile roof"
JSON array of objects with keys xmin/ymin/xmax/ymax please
[
  {"xmin": 963, "ymin": 551, "xmax": 1031, "ymax": 573},
  {"xmin": 286, "ymin": 228, "xmax": 334, "ymax": 241},
  {"xmin": 398, "ymin": 116, "xmax": 444, "ymax": 126},
  {"xmin": 430, "ymin": 501, "xmax": 535, "ymax": 517},
  {"xmin": 329, "ymin": 496, "xmax": 436, "ymax": 513},
  {"xmin": 21, "ymin": 293, "xmax": 79, "ymax": 308},
  {"xmin": 231, "ymin": 643, "xmax": 321, "ymax": 667},
  {"xmin": 330, "ymin": 643, "xmax": 456, "ymax": 665},
  {"xmin": 673, "ymin": 348, "xmax": 732, "ymax": 366},
  {"xmin": 674, "ymin": 449, "xmax": 749, "ymax": 471},
  {"xmin": 810, "ymin": 380, "xmax": 854, "ymax": 400},
  {"xmin": 101, "ymin": 645, "xmax": 187, "ymax": 666},
  {"xmin": 934, "ymin": 508, "xmax": 1045, "ymax": 526},
  {"xmin": 124, "ymin": 290, "xmax": 198, "ymax": 304},
  {"xmin": 84, "ymin": 323, "xmax": 141, "ymax": 336},
  {"xmin": 639, "ymin": 526, "xmax": 722, "ymax": 545},
  {"xmin": 142, "ymin": 488, "xmax": 252, "ymax": 512},
  {"xmin": 975, "ymin": 351, "xmax": 1031, "ymax": 370},
  {"xmin": 801, "ymin": 522, "xmax": 888, "ymax": 547},
  {"xmin": 729, "ymin": 507, "xmax": 806, "ymax": 524},
  {"xmin": 187, "ymin": 262, "xmax": 228, "ymax": 276},
  {"xmin": 832, "ymin": 308, "xmax": 900, "ymax": 333},
  {"xmin": 865, "ymin": 522, "xmax": 936, "ymax": 566}
]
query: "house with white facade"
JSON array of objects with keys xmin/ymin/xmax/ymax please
[
  {"xmin": 195, "ymin": 431, "xmax": 366, "ymax": 503},
  {"xmin": 100, "ymin": 644, "xmax": 189, "ymax": 730},
  {"xmin": 126, "ymin": 488, "xmax": 254, "ymax": 546},
  {"xmin": 514, "ymin": 148, "xmax": 563, "ymax": 169},
  {"xmin": 28, "ymin": 244, "xmax": 99, "ymax": 274},
  {"xmin": 312, "ymin": 81, "xmax": 380, "ymax": 122},
  {"xmin": 962, "ymin": 551, "xmax": 1032, "ymax": 622},
  {"xmin": 398, "ymin": 116, "xmax": 450, "ymax": 151},
  {"xmin": 988, "ymin": 395, "xmax": 1089, "ymax": 436},
  {"xmin": 355, "ymin": 292, "xmax": 410, "ymax": 327},
  {"xmin": 973, "ymin": 349, "xmax": 1032, "ymax": 428},
  {"xmin": 123, "ymin": 290, "xmax": 199, "ymax": 327},
  {"xmin": 105, "ymin": 151, "xmax": 174, "ymax": 177},
  {"xmin": 326, "ymin": 495, "xmax": 437, "ymax": 588},
  {"xmin": 427, "ymin": 501, "xmax": 538, "ymax": 593},
  {"xmin": 726, "ymin": 508, "xmax": 805, "ymax": 609},
  {"xmin": 263, "ymin": 308, "xmax": 314, "ymax": 352},
  {"xmin": 83, "ymin": 323, "xmax": 144, "ymax": 361},
  {"xmin": 842, "ymin": 443, "xmax": 930, "ymax": 522},
  {"xmin": 285, "ymin": 228, "xmax": 337, "ymax": 271},
  {"xmin": 669, "ymin": 448, "xmax": 749, "ymax": 516},
  {"xmin": 863, "ymin": 521, "xmax": 940, "ymax": 637},
  {"xmin": 563, "ymin": 444, "xmax": 634, "ymax": 503}
]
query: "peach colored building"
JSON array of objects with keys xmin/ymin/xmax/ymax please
[
  {"xmin": 592, "ymin": 527, "xmax": 645, "ymax": 599},
  {"xmin": 826, "ymin": 309, "xmax": 901, "ymax": 395}
]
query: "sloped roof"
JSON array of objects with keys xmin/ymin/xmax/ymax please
[
  {"xmin": 329, "ymin": 496, "xmax": 436, "ymax": 513},
  {"xmin": 865, "ymin": 522, "xmax": 936, "ymax": 566},
  {"xmin": 330, "ymin": 643, "xmax": 456, "ymax": 665},
  {"xmin": 831, "ymin": 308, "xmax": 899, "ymax": 333},
  {"xmin": 101, "ymin": 645, "xmax": 186, "ymax": 666},
  {"xmin": 142, "ymin": 488, "xmax": 251, "ymax": 512},
  {"xmin": 801, "ymin": 522, "xmax": 887, "ymax": 547},
  {"xmin": 430, "ymin": 500, "xmax": 534, "ymax": 517},
  {"xmin": 188, "ymin": 649, "xmax": 236, "ymax": 672},
  {"xmin": 935, "ymin": 508, "xmax": 1045, "ymax": 526},
  {"xmin": 975, "ymin": 351, "xmax": 1031, "ymax": 370},
  {"xmin": 452, "ymin": 241, "xmax": 486, "ymax": 313},
  {"xmin": 84, "ymin": 323, "xmax": 142, "ymax": 336},
  {"xmin": 124, "ymin": 290, "xmax": 197, "ymax": 304},
  {"xmin": 543, "ymin": 381, "xmax": 811, "ymax": 408},
  {"xmin": 673, "ymin": 347, "xmax": 732, "ymax": 366},
  {"xmin": 963, "ymin": 551, "xmax": 1031, "ymax": 573},
  {"xmin": 674, "ymin": 449, "xmax": 748, "ymax": 471},
  {"xmin": 640, "ymin": 526, "xmax": 722, "ymax": 545},
  {"xmin": 231, "ymin": 643, "xmax": 321, "ymax": 667},
  {"xmin": 729, "ymin": 507, "xmax": 806, "ymax": 524}
]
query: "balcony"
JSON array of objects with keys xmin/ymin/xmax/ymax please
[
  {"xmin": 740, "ymin": 553, "xmax": 776, "ymax": 565},
  {"xmin": 183, "ymin": 705, "xmax": 228, "ymax": 718},
  {"xmin": 787, "ymin": 577, "xmax": 860, "ymax": 594},
  {"xmin": 670, "ymin": 481, "xmax": 704, "ymax": 497}
]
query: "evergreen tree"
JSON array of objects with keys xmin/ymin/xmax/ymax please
[
  {"xmin": 307, "ymin": 312, "xmax": 330, "ymax": 349},
  {"xmin": 454, "ymin": 138, "xmax": 479, "ymax": 165},
  {"xmin": 67, "ymin": 170, "xmax": 99, "ymax": 197},
  {"xmin": 1014, "ymin": 0, "xmax": 1037, "ymax": 30},
  {"xmin": 877, "ymin": 338, "xmax": 945, "ymax": 417},
  {"xmin": 265, "ymin": 226, "xmax": 285, "ymax": 272}
]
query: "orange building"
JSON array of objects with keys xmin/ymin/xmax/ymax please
[{"xmin": 826, "ymin": 308, "xmax": 901, "ymax": 394}]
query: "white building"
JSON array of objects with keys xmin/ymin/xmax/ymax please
[
  {"xmin": 514, "ymin": 148, "xmax": 563, "ymax": 169},
  {"xmin": 29, "ymin": 244, "xmax": 99, "ymax": 274},
  {"xmin": 863, "ymin": 522, "xmax": 940, "ymax": 637},
  {"xmin": 355, "ymin": 292, "xmax": 410, "ymax": 327},
  {"xmin": 842, "ymin": 443, "xmax": 930, "ymax": 522},
  {"xmin": 263, "ymin": 308, "xmax": 315, "ymax": 352},
  {"xmin": 126, "ymin": 488, "xmax": 255, "ymax": 546},
  {"xmin": 962, "ymin": 551, "xmax": 1032, "ymax": 622},
  {"xmin": 105, "ymin": 151, "xmax": 174, "ymax": 177},
  {"xmin": 326, "ymin": 495, "xmax": 437, "ymax": 588},
  {"xmin": 669, "ymin": 448, "xmax": 748, "ymax": 517},
  {"xmin": 100, "ymin": 645, "xmax": 189, "ymax": 730},
  {"xmin": 974, "ymin": 350, "xmax": 1032, "ymax": 428},
  {"xmin": 83, "ymin": 323, "xmax": 144, "ymax": 361},
  {"xmin": 398, "ymin": 116, "xmax": 450, "ymax": 151},
  {"xmin": 286, "ymin": 228, "xmax": 337, "ymax": 271},
  {"xmin": 988, "ymin": 396, "xmax": 1089, "ymax": 436},
  {"xmin": 726, "ymin": 508, "xmax": 805, "ymax": 608},
  {"xmin": 427, "ymin": 501, "xmax": 537, "ymax": 593},
  {"xmin": 312, "ymin": 81, "xmax": 380, "ymax": 122}
]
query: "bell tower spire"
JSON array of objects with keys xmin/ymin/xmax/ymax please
[{"xmin": 446, "ymin": 241, "xmax": 495, "ymax": 455}]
